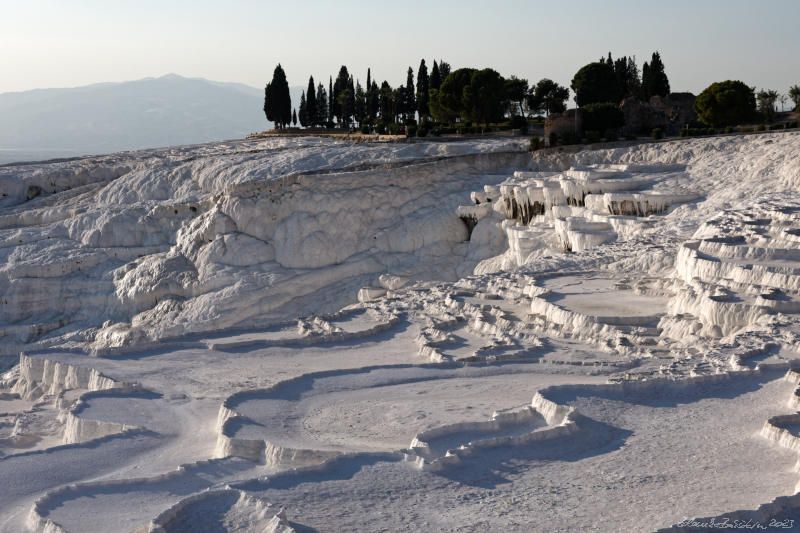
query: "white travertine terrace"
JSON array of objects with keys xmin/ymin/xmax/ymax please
[{"xmin": 3, "ymin": 132, "xmax": 800, "ymax": 531}]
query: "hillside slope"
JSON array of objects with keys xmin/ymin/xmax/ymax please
[{"xmin": 0, "ymin": 75, "xmax": 304, "ymax": 163}]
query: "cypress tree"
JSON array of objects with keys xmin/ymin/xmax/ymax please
[
  {"xmin": 276, "ymin": 64, "xmax": 292, "ymax": 129},
  {"xmin": 623, "ymin": 56, "xmax": 641, "ymax": 99},
  {"xmin": 263, "ymin": 82, "xmax": 273, "ymax": 126},
  {"xmin": 610, "ymin": 55, "xmax": 641, "ymax": 100},
  {"xmin": 430, "ymin": 60, "xmax": 441, "ymax": 91},
  {"xmin": 368, "ymin": 80, "xmax": 379, "ymax": 124},
  {"xmin": 316, "ymin": 83, "xmax": 328, "ymax": 127},
  {"xmin": 612, "ymin": 55, "xmax": 625, "ymax": 97},
  {"xmin": 646, "ymin": 52, "xmax": 670, "ymax": 98},
  {"xmin": 379, "ymin": 81, "xmax": 393, "ymax": 123},
  {"xmin": 331, "ymin": 75, "xmax": 340, "ymax": 123},
  {"xmin": 328, "ymin": 76, "xmax": 334, "ymax": 123},
  {"xmin": 627, "ymin": 57, "xmax": 641, "ymax": 98},
  {"xmin": 292, "ymin": 108, "xmax": 297, "ymax": 127},
  {"xmin": 298, "ymin": 91, "xmax": 307, "ymax": 127},
  {"xmin": 439, "ymin": 61, "xmax": 451, "ymax": 80},
  {"xmin": 416, "ymin": 59, "xmax": 429, "ymax": 120},
  {"xmin": 332, "ymin": 66, "xmax": 350, "ymax": 124},
  {"xmin": 641, "ymin": 62, "xmax": 650, "ymax": 99},
  {"xmin": 264, "ymin": 64, "xmax": 292, "ymax": 129},
  {"xmin": 364, "ymin": 68, "xmax": 374, "ymax": 124},
  {"xmin": 346, "ymin": 74, "xmax": 356, "ymax": 125},
  {"xmin": 405, "ymin": 67, "xmax": 415, "ymax": 120},
  {"xmin": 306, "ymin": 76, "xmax": 316, "ymax": 127},
  {"xmin": 393, "ymin": 85, "xmax": 405, "ymax": 123},
  {"xmin": 354, "ymin": 80, "xmax": 366, "ymax": 126}
]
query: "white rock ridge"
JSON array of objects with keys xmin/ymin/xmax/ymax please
[{"xmin": 0, "ymin": 137, "xmax": 528, "ymax": 356}]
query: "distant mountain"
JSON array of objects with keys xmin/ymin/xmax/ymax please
[{"xmin": 0, "ymin": 74, "xmax": 305, "ymax": 163}]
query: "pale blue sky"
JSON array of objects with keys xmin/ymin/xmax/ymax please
[{"xmin": 2, "ymin": 0, "xmax": 798, "ymax": 96}]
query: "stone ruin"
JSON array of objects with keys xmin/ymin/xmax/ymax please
[
  {"xmin": 621, "ymin": 93, "xmax": 697, "ymax": 136},
  {"xmin": 544, "ymin": 92, "xmax": 697, "ymax": 140}
]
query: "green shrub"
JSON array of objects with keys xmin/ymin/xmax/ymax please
[
  {"xmin": 548, "ymin": 132, "xmax": 558, "ymax": 146},
  {"xmin": 582, "ymin": 102, "xmax": 624, "ymax": 133},
  {"xmin": 740, "ymin": 127, "xmax": 754, "ymax": 133},
  {"xmin": 417, "ymin": 125, "xmax": 428, "ymax": 137},
  {"xmin": 510, "ymin": 115, "xmax": 528, "ymax": 133},
  {"xmin": 685, "ymin": 127, "xmax": 711, "ymax": 136},
  {"xmin": 388, "ymin": 123, "xmax": 400, "ymax": 135},
  {"xmin": 625, "ymin": 133, "xmax": 637, "ymax": 141},
  {"xmin": 724, "ymin": 126, "xmax": 733, "ymax": 134},
  {"xmin": 407, "ymin": 125, "xmax": 418, "ymax": 137},
  {"xmin": 756, "ymin": 124, "xmax": 766, "ymax": 131},
  {"xmin": 694, "ymin": 80, "xmax": 757, "ymax": 127},
  {"xmin": 679, "ymin": 129, "xmax": 688, "ymax": 137},
  {"xmin": 651, "ymin": 128, "xmax": 663, "ymax": 140},
  {"xmin": 560, "ymin": 132, "xmax": 580, "ymax": 145},
  {"xmin": 604, "ymin": 130, "xmax": 618, "ymax": 142},
  {"xmin": 771, "ymin": 123, "xmax": 785, "ymax": 131},
  {"xmin": 360, "ymin": 124, "xmax": 370, "ymax": 134},
  {"xmin": 529, "ymin": 136, "xmax": 542, "ymax": 151},
  {"xmin": 788, "ymin": 121, "xmax": 799, "ymax": 129},
  {"xmin": 376, "ymin": 123, "xmax": 386, "ymax": 134},
  {"xmin": 585, "ymin": 130, "xmax": 601, "ymax": 143}
]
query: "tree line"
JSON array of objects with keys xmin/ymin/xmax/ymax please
[
  {"xmin": 262, "ymin": 54, "xmax": 667, "ymax": 130},
  {"xmin": 262, "ymin": 59, "xmax": 580, "ymax": 131},
  {"xmin": 263, "ymin": 53, "xmax": 800, "ymax": 133}
]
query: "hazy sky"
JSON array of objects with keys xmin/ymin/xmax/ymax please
[{"xmin": 2, "ymin": 0, "xmax": 798, "ymax": 96}]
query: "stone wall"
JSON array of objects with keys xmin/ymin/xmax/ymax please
[
  {"xmin": 621, "ymin": 93, "xmax": 697, "ymax": 135},
  {"xmin": 651, "ymin": 93, "xmax": 697, "ymax": 133},
  {"xmin": 545, "ymin": 93, "xmax": 696, "ymax": 141},
  {"xmin": 544, "ymin": 109, "xmax": 582, "ymax": 144}
]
